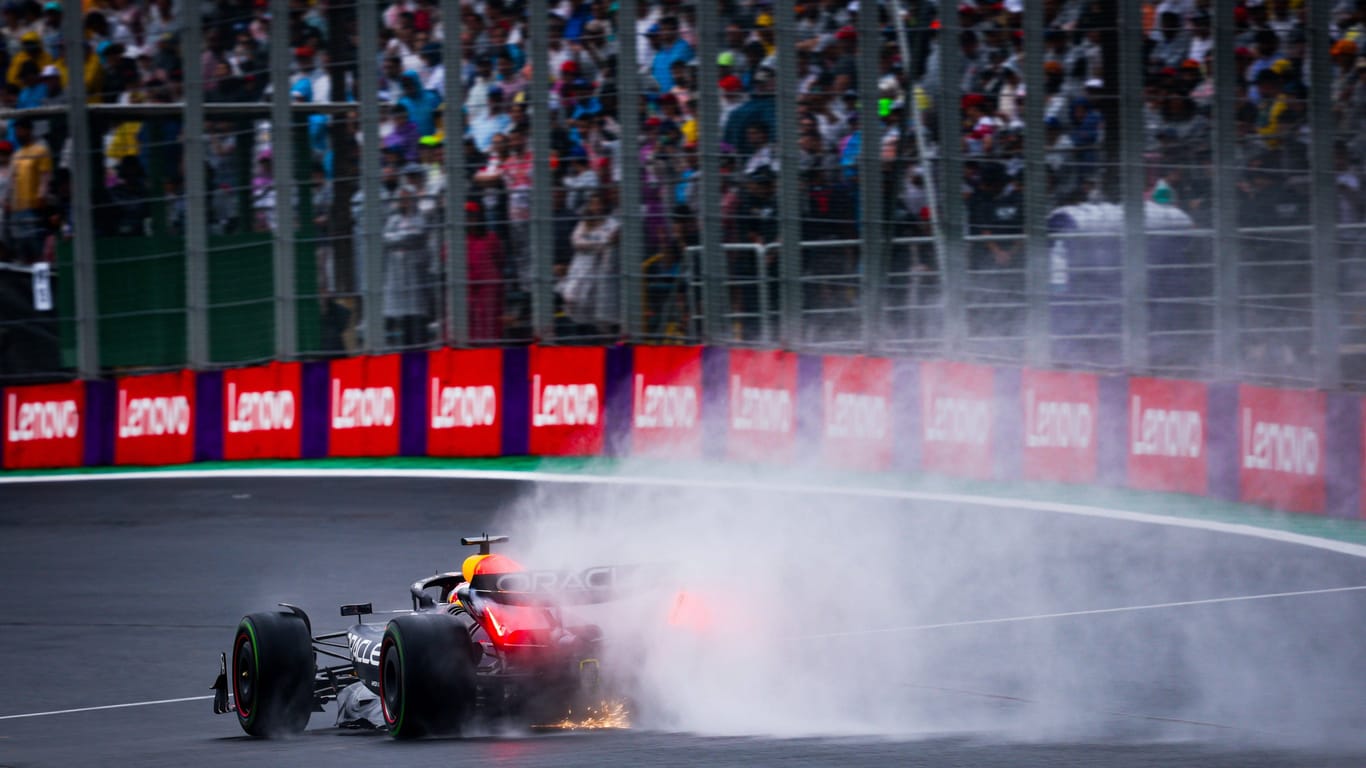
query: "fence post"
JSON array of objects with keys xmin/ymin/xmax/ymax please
[
  {"xmin": 359, "ymin": 0, "xmax": 385, "ymax": 353},
  {"xmin": 62, "ymin": 0, "xmax": 98, "ymax": 377},
  {"xmin": 856, "ymin": 0, "xmax": 884, "ymax": 355},
  {"xmin": 936, "ymin": 6, "xmax": 966, "ymax": 356},
  {"xmin": 618, "ymin": 0, "xmax": 642, "ymax": 342},
  {"xmin": 270, "ymin": 0, "xmax": 297, "ymax": 360},
  {"xmin": 1309, "ymin": 0, "xmax": 1340, "ymax": 389},
  {"xmin": 695, "ymin": 7, "xmax": 725, "ymax": 343},
  {"xmin": 776, "ymin": 0, "xmax": 804, "ymax": 349},
  {"xmin": 528, "ymin": 0, "xmax": 555, "ymax": 342},
  {"xmin": 442, "ymin": 0, "xmax": 468, "ymax": 347},
  {"xmin": 1022, "ymin": 0, "xmax": 1049, "ymax": 368},
  {"xmin": 183, "ymin": 0, "xmax": 208, "ymax": 368},
  {"xmin": 1212, "ymin": 0, "xmax": 1240, "ymax": 377},
  {"xmin": 1119, "ymin": 0, "xmax": 1148, "ymax": 372}
]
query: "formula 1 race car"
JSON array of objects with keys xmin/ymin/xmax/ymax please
[{"xmin": 211, "ymin": 535, "xmax": 642, "ymax": 739}]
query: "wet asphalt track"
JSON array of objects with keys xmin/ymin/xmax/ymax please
[{"xmin": 1, "ymin": 476, "xmax": 1366, "ymax": 767}]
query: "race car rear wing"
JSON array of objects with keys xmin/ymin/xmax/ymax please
[{"xmin": 468, "ymin": 563, "xmax": 674, "ymax": 606}]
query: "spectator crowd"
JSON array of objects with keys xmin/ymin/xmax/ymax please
[{"xmin": 0, "ymin": 0, "xmax": 1363, "ymax": 353}]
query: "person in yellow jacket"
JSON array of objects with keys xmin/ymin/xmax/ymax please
[
  {"xmin": 8, "ymin": 31, "xmax": 52, "ymax": 89},
  {"xmin": 51, "ymin": 41, "xmax": 105, "ymax": 103}
]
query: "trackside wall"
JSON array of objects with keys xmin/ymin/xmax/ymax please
[{"xmin": 2, "ymin": 346, "xmax": 1360, "ymax": 519}]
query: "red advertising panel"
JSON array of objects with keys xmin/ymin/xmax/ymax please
[
  {"xmin": 631, "ymin": 346, "xmax": 703, "ymax": 458},
  {"xmin": 328, "ymin": 354, "xmax": 402, "ymax": 458},
  {"xmin": 726, "ymin": 349, "xmax": 798, "ymax": 463},
  {"xmin": 427, "ymin": 348, "xmax": 503, "ymax": 457},
  {"xmin": 1021, "ymin": 368, "xmax": 1099, "ymax": 483},
  {"xmin": 919, "ymin": 361, "xmax": 994, "ymax": 479},
  {"xmin": 528, "ymin": 346, "xmax": 605, "ymax": 456},
  {"xmin": 222, "ymin": 362, "xmax": 302, "ymax": 461},
  {"xmin": 3, "ymin": 381, "xmax": 84, "ymax": 469},
  {"xmin": 821, "ymin": 356, "xmax": 893, "ymax": 471},
  {"xmin": 115, "ymin": 371, "xmax": 196, "ymax": 466},
  {"xmin": 1127, "ymin": 377, "xmax": 1208, "ymax": 495},
  {"xmin": 1239, "ymin": 385, "xmax": 1325, "ymax": 514}
]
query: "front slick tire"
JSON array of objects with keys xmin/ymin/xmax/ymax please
[
  {"xmin": 380, "ymin": 612, "xmax": 477, "ymax": 739},
  {"xmin": 232, "ymin": 611, "xmax": 314, "ymax": 738}
]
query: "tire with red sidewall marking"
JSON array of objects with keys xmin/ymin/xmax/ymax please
[
  {"xmin": 379, "ymin": 612, "xmax": 476, "ymax": 739},
  {"xmin": 231, "ymin": 611, "xmax": 314, "ymax": 738}
]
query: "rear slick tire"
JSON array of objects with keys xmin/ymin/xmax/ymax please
[
  {"xmin": 379, "ymin": 612, "xmax": 477, "ymax": 739},
  {"xmin": 232, "ymin": 610, "xmax": 314, "ymax": 738}
]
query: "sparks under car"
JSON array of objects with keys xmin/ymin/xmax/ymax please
[{"xmin": 212, "ymin": 535, "xmax": 650, "ymax": 738}]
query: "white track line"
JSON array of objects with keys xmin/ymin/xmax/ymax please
[
  {"xmin": 0, "ymin": 695, "xmax": 213, "ymax": 721},
  {"xmin": 4, "ymin": 466, "xmax": 1365, "ymax": 559},
  {"xmin": 804, "ymin": 584, "xmax": 1366, "ymax": 639}
]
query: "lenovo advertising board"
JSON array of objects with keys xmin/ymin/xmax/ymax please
[
  {"xmin": 1021, "ymin": 368, "xmax": 1099, "ymax": 483},
  {"xmin": 726, "ymin": 349, "xmax": 798, "ymax": 463},
  {"xmin": 427, "ymin": 348, "xmax": 503, "ymax": 457},
  {"xmin": 222, "ymin": 362, "xmax": 302, "ymax": 460},
  {"xmin": 3, "ymin": 381, "xmax": 85, "ymax": 469},
  {"xmin": 1126, "ymin": 377, "xmax": 1208, "ymax": 495},
  {"xmin": 631, "ymin": 346, "xmax": 703, "ymax": 458},
  {"xmin": 821, "ymin": 356, "xmax": 893, "ymax": 471},
  {"xmin": 328, "ymin": 354, "xmax": 402, "ymax": 458},
  {"xmin": 114, "ymin": 371, "xmax": 196, "ymax": 466},
  {"xmin": 919, "ymin": 361, "xmax": 995, "ymax": 479},
  {"xmin": 528, "ymin": 346, "xmax": 605, "ymax": 456},
  {"xmin": 1239, "ymin": 385, "xmax": 1325, "ymax": 514}
]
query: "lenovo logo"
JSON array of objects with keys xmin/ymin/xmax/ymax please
[
  {"xmin": 5, "ymin": 394, "xmax": 78, "ymax": 442},
  {"xmin": 330, "ymin": 380, "xmax": 396, "ymax": 430},
  {"xmin": 430, "ymin": 378, "xmax": 497, "ymax": 429},
  {"xmin": 227, "ymin": 384, "xmax": 295, "ymax": 433},
  {"xmin": 531, "ymin": 375, "xmax": 598, "ymax": 428},
  {"xmin": 118, "ymin": 392, "xmax": 191, "ymax": 438},
  {"xmin": 824, "ymin": 383, "xmax": 887, "ymax": 440},
  {"xmin": 924, "ymin": 393, "xmax": 990, "ymax": 445},
  {"xmin": 633, "ymin": 375, "xmax": 698, "ymax": 430},
  {"xmin": 1024, "ymin": 389, "xmax": 1092, "ymax": 449},
  {"xmin": 730, "ymin": 375, "xmax": 792, "ymax": 433},
  {"xmin": 1242, "ymin": 409, "xmax": 1319, "ymax": 476},
  {"xmin": 1130, "ymin": 395, "xmax": 1200, "ymax": 458}
]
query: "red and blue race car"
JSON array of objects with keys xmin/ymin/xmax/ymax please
[{"xmin": 213, "ymin": 535, "xmax": 651, "ymax": 738}]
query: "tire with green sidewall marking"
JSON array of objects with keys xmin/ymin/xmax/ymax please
[
  {"xmin": 231, "ymin": 610, "xmax": 314, "ymax": 738},
  {"xmin": 379, "ymin": 612, "xmax": 476, "ymax": 739}
]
